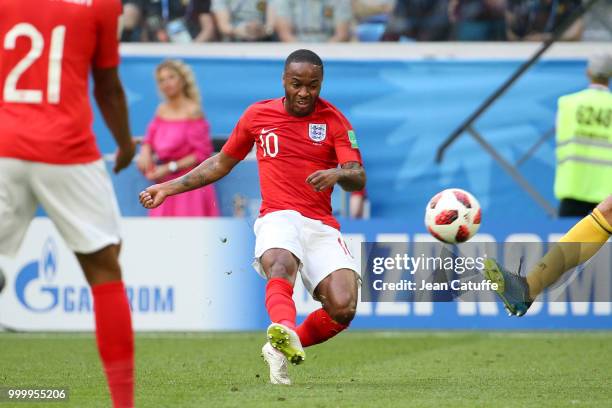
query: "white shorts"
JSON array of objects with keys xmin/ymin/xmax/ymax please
[
  {"xmin": 253, "ymin": 210, "xmax": 359, "ymax": 295},
  {"xmin": 0, "ymin": 158, "xmax": 121, "ymax": 256}
]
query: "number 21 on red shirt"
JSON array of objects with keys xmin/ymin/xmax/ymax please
[{"xmin": 3, "ymin": 23, "xmax": 65, "ymax": 104}]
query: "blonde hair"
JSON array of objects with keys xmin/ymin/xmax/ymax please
[{"xmin": 156, "ymin": 59, "xmax": 201, "ymax": 105}]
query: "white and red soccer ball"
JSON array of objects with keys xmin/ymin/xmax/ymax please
[{"xmin": 425, "ymin": 188, "xmax": 481, "ymax": 244}]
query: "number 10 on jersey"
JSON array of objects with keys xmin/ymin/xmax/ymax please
[{"xmin": 259, "ymin": 130, "xmax": 279, "ymax": 158}]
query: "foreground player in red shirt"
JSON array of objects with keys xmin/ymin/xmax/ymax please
[
  {"xmin": 0, "ymin": 1, "xmax": 135, "ymax": 405},
  {"xmin": 140, "ymin": 49, "xmax": 366, "ymax": 384}
]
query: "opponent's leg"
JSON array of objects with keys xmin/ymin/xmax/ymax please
[
  {"xmin": 77, "ymin": 245, "xmax": 134, "ymax": 408},
  {"xmin": 485, "ymin": 196, "xmax": 612, "ymax": 316},
  {"xmin": 297, "ymin": 268, "xmax": 358, "ymax": 347},
  {"xmin": 526, "ymin": 198, "xmax": 612, "ymax": 299}
]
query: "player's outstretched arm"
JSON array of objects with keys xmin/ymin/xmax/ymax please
[
  {"xmin": 92, "ymin": 67, "xmax": 135, "ymax": 174},
  {"xmin": 139, "ymin": 152, "xmax": 240, "ymax": 209},
  {"xmin": 306, "ymin": 162, "xmax": 366, "ymax": 192}
]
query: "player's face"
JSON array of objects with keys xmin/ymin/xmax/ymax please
[
  {"xmin": 282, "ymin": 62, "xmax": 323, "ymax": 117},
  {"xmin": 157, "ymin": 68, "xmax": 184, "ymax": 100}
]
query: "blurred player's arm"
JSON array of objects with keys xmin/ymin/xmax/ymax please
[
  {"xmin": 306, "ymin": 162, "xmax": 366, "ymax": 192},
  {"xmin": 139, "ymin": 152, "xmax": 239, "ymax": 209},
  {"xmin": 92, "ymin": 67, "xmax": 135, "ymax": 173}
]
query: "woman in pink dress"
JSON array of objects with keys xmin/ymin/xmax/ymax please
[{"xmin": 136, "ymin": 59, "xmax": 220, "ymax": 217}]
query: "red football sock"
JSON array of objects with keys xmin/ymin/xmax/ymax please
[
  {"xmin": 296, "ymin": 308, "xmax": 348, "ymax": 347},
  {"xmin": 92, "ymin": 281, "xmax": 134, "ymax": 408},
  {"xmin": 265, "ymin": 278, "xmax": 296, "ymax": 329}
]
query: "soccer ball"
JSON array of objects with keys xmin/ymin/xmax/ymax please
[{"xmin": 424, "ymin": 188, "xmax": 481, "ymax": 243}]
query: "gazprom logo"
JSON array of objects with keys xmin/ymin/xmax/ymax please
[
  {"xmin": 15, "ymin": 238, "xmax": 59, "ymax": 312},
  {"xmin": 15, "ymin": 237, "xmax": 174, "ymax": 314}
]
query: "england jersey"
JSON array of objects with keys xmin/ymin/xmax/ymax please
[
  {"xmin": 0, "ymin": 0, "xmax": 122, "ymax": 164},
  {"xmin": 222, "ymin": 97, "xmax": 363, "ymax": 229}
]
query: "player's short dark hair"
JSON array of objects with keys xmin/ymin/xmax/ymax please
[{"xmin": 284, "ymin": 49, "xmax": 324, "ymax": 76}]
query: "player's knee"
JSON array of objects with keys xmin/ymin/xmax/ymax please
[
  {"xmin": 267, "ymin": 260, "xmax": 296, "ymax": 281},
  {"xmin": 596, "ymin": 196, "xmax": 612, "ymax": 224},
  {"xmin": 329, "ymin": 305, "xmax": 356, "ymax": 326},
  {"xmin": 261, "ymin": 249, "xmax": 298, "ymax": 280},
  {"xmin": 327, "ymin": 296, "xmax": 357, "ymax": 325}
]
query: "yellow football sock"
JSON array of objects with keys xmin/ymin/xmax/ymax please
[{"xmin": 526, "ymin": 209, "xmax": 612, "ymax": 300}]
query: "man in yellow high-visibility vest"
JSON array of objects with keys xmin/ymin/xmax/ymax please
[{"xmin": 555, "ymin": 53, "xmax": 612, "ymax": 217}]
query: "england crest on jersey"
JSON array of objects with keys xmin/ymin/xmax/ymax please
[{"xmin": 308, "ymin": 123, "xmax": 327, "ymax": 142}]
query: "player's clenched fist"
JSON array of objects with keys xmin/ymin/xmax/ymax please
[{"xmin": 139, "ymin": 185, "xmax": 168, "ymax": 209}]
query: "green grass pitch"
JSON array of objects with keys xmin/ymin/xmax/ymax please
[{"xmin": 1, "ymin": 331, "xmax": 611, "ymax": 407}]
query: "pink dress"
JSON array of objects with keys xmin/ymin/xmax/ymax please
[{"xmin": 143, "ymin": 116, "xmax": 220, "ymax": 217}]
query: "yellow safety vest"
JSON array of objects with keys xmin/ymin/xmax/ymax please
[{"xmin": 554, "ymin": 87, "xmax": 612, "ymax": 203}]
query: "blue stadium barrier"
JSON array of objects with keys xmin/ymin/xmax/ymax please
[{"xmin": 93, "ymin": 56, "xmax": 589, "ymax": 220}]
